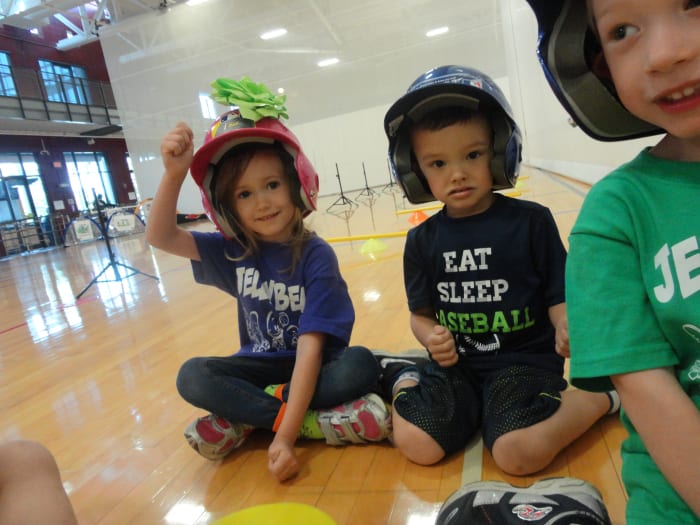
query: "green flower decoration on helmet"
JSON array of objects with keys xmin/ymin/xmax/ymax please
[{"xmin": 210, "ymin": 76, "xmax": 289, "ymax": 122}]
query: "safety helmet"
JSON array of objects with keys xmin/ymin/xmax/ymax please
[
  {"xmin": 524, "ymin": 0, "xmax": 661, "ymax": 141},
  {"xmin": 384, "ymin": 65, "xmax": 522, "ymax": 204},
  {"xmin": 190, "ymin": 108, "xmax": 319, "ymax": 239}
]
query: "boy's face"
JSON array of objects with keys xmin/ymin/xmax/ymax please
[
  {"xmin": 227, "ymin": 149, "xmax": 297, "ymax": 243},
  {"xmin": 411, "ymin": 116, "xmax": 494, "ymax": 218},
  {"xmin": 591, "ymin": 0, "xmax": 700, "ymax": 142}
]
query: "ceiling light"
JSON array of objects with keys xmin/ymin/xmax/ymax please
[
  {"xmin": 277, "ymin": 87, "xmax": 285, "ymax": 94},
  {"xmin": 186, "ymin": 0, "xmax": 209, "ymax": 5},
  {"xmin": 317, "ymin": 58, "xmax": 339, "ymax": 67},
  {"xmin": 426, "ymin": 26, "xmax": 449, "ymax": 37},
  {"xmin": 260, "ymin": 28, "xmax": 287, "ymax": 40}
]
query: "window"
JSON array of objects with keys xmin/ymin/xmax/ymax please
[
  {"xmin": 0, "ymin": 153, "xmax": 48, "ymax": 222},
  {"xmin": 0, "ymin": 51, "xmax": 16, "ymax": 97},
  {"xmin": 199, "ymin": 93, "xmax": 218, "ymax": 119},
  {"xmin": 63, "ymin": 152, "xmax": 115, "ymax": 211},
  {"xmin": 39, "ymin": 60, "xmax": 89, "ymax": 104}
]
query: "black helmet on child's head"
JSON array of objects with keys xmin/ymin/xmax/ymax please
[
  {"xmin": 384, "ymin": 65, "xmax": 522, "ymax": 204},
  {"xmin": 524, "ymin": 0, "xmax": 662, "ymax": 141}
]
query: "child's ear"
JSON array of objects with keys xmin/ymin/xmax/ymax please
[{"xmin": 591, "ymin": 51, "xmax": 612, "ymax": 80}]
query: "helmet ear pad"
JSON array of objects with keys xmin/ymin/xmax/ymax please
[
  {"xmin": 393, "ymin": 111, "xmax": 521, "ymax": 203},
  {"xmin": 490, "ymin": 111, "xmax": 522, "ymax": 190},
  {"xmin": 190, "ymin": 109, "xmax": 319, "ymax": 239},
  {"xmin": 526, "ymin": 0, "xmax": 661, "ymax": 140},
  {"xmin": 387, "ymin": 94, "xmax": 521, "ymax": 204},
  {"xmin": 208, "ymin": 142, "xmax": 309, "ymax": 237},
  {"xmin": 389, "ymin": 133, "xmax": 434, "ymax": 204},
  {"xmin": 385, "ymin": 66, "xmax": 523, "ymax": 205}
]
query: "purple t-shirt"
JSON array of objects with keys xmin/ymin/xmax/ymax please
[{"xmin": 191, "ymin": 232, "xmax": 354, "ymax": 358}]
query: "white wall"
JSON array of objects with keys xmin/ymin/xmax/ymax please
[
  {"xmin": 285, "ymin": 76, "xmax": 508, "ymax": 200},
  {"xmin": 99, "ymin": 1, "xmax": 508, "ymax": 214},
  {"xmin": 501, "ymin": 0, "xmax": 658, "ymax": 183},
  {"xmin": 292, "ymin": 104, "xmax": 393, "ymax": 199},
  {"xmin": 100, "ymin": 0, "xmax": 665, "ymax": 215}
]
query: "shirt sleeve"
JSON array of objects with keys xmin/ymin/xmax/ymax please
[
  {"xmin": 567, "ymin": 180, "xmax": 677, "ymax": 392},
  {"xmin": 297, "ymin": 239, "xmax": 354, "ymax": 347},
  {"xmin": 532, "ymin": 207, "xmax": 567, "ymax": 308},
  {"xmin": 403, "ymin": 226, "xmax": 433, "ymax": 313},
  {"xmin": 190, "ymin": 231, "xmax": 239, "ymax": 297}
]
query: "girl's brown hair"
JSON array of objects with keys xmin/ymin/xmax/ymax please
[{"xmin": 212, "ymin": 142, "xmax": 313, "ymax": 270}]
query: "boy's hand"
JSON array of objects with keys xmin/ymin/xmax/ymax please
[
  {"xmin": 427, "ymin": 325, "xmax": 458, "ymax": 367},
  {"xmin": 160, "ymin": 122, "xmax": 195, "ymax": 180},
  {"xmin": 267, "ymin": 435, "xmax": 300, "ymax": 482}
]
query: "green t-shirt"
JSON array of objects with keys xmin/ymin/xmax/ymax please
[{"xmin": 567, "ymin": 148, "xmax": 700, "ymax": 524}]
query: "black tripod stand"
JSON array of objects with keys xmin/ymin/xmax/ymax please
[
  {"xmin": 381, "ymin": 159, "xmax": 401, "ymax": 194},
  {"xmin": 76, "ymin": 194, "xmax": 158, "ymax": 299},
  {"xmin": 326, "ymin": 163, "xmax": 358, "ymax": 213},
  {"xmin": 355, "ymin": 162, "xmax": 379, "ymax": 203}
]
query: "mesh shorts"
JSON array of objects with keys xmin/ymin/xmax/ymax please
[
  {"xmin": 393, "ymin": 361, "xmax": 481, "ymax": 456},
  {"xmin": 393, "ymin": 361, "xmax": 567, "ymax": 455},
  {"xmin": 481, "ymin": 364, "xmax": 567, "ymax": 450}
]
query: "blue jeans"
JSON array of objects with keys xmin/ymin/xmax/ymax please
[{"xmin": 176, "ymin": 346, "xmax": 380, "ymax": 429}]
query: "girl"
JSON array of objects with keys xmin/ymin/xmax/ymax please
[{"xmin": 147, "ymin": 79, "xmax": 390, "ymax": 482}]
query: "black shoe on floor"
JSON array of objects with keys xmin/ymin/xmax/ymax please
[
  {"xmin": 436, "ymin": 477, "xmax": 612, "ymax": 525},
  {"xmin": 372, "ymin": 350, "xmax": 429, "ymax": 399}
]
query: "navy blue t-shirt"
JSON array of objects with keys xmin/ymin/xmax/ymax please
[
  {"xmin": 191, "ymin": 232, "xmax": 354, "ymax": 358},
  {"xmin": 404, "ymin": 194, "xmax": 566, "ymax": 376}
]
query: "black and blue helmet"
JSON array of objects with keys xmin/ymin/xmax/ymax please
[
  {"xmin": 384, "ymin": 65, "xmax": 522, "ymax": 204},
  {"xmin": 524, "ymin": 0, "xmax": 662, "ymax": 141}
]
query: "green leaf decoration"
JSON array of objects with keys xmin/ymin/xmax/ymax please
[{"xmin": 210, "ymin": 76, "xmax": 288, "ymax": 122}]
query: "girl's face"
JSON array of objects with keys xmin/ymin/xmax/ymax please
[
  {"xmin": 591, "ymin": 0, "xmax": 700, "ymax": 147},
  {"xmin": 411, "ymin": 116, "xmax": 495, "ymax": 219},
  {"xmin": 228, "ymin": 149, "xmax": 298, "ymax": 243}
]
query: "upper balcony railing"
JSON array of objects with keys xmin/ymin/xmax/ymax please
[{"xmin": 0, "ymin": 65, "xmax": 120, "ymax": 128}]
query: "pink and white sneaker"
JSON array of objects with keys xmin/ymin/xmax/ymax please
[
  {"xmin": 184, "ymin": 415, "xmax": 253, "ymax": 460},
  {"xmin": 317, "ymin": 393, "xmax": 392, "ymax": 445}
]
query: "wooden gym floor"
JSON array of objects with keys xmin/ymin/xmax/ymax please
[{"xmin": 0, "ymin": 165, "xmax": 628, "ymax": 524}]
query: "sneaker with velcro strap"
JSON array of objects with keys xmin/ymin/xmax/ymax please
[{"xmin": 317, "ymin": 393, "xmax": 392, "ymax": 445}]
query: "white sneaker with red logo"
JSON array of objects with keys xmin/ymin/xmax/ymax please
[
  {"xmin": 184, "ymin": 415, "xmax": 254, "ymax": 460},
  {"xmin": 317, "ymin": 393, "xmax": 392, "ymax": 445}
]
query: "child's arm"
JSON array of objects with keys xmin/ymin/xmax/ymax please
[
  {"xmin": 548, "ymin": 302, "xmax": 570, "ymax": 357},
  {"xmin": 410, "ymin": 308, "xmax": 458, "ymax": 367},
  {"xmin": 612, "ymin": 367, "xmax": 700, "ymax": 516},
  {"xmin": 145, "ymin": 122, "xmax": 200, "ymax": 261},
  {"xmin": 267, "ymin": 331, "xmax": 324, "ymax": 482}
]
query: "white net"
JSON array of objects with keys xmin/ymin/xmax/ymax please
[{"xmin": 63, "ymin": 217, "xmax": 103, "ymax": 247}]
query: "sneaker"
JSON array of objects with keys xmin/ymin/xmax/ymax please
[
  {"xmin": 317, "ymin": 393, "xmax": 392, "ymax": 446},
  {"xmin": 184, "ymin": 415, "xmax": 253, "ymax": 460},
  {"xmin": 436, "ymin": 477, "xmax": 612, "ymax": 525},
  {"xmin": 372, "ymin": 350, "xmax": 430, "ymax": 398}
]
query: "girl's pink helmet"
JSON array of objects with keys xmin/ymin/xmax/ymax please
[{"xmin": 190, "ymin": 108, "xmax": 319, "ymax": 239}]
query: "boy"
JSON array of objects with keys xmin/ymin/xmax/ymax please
[
  {"xmin": 381, "ymin": 65, "xmax": 618, "ymax": 474},
  {"xmin": 525, "ymin": 1, "xmax": 700, "ymax": 523}
]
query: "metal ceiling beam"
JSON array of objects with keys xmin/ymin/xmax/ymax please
[{"xmin": 55, "ymin": 1, "xmax": 103, "ymax": 50}]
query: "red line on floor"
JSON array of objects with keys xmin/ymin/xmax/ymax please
[{"xmin": 0, "ymin": 322, "xmax": 28, "ymax": 335}]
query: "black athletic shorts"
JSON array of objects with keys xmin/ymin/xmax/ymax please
[{"xmin": 393, "ymin": 361, "xmax": 566, "ymax": 455}]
